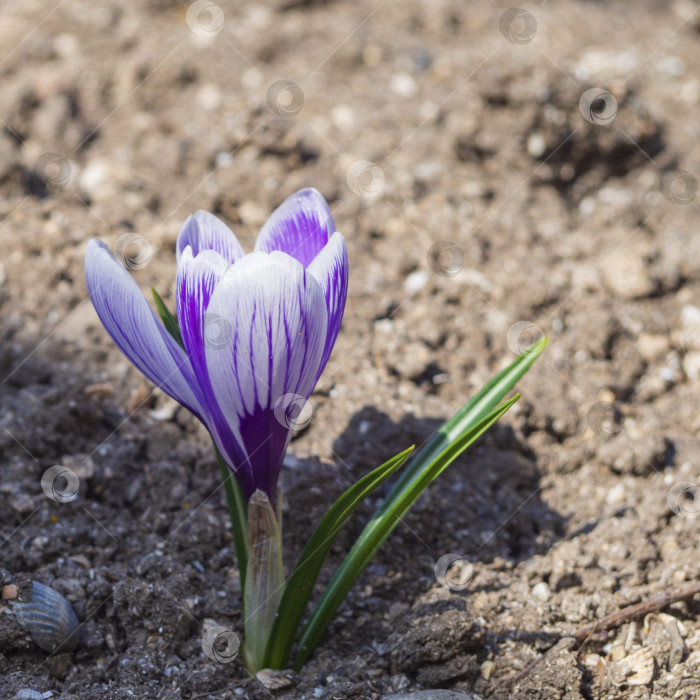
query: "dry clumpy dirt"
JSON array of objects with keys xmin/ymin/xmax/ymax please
[{"xmin": 1, "ymin": 0, "xmax": 700, "ymax": 698}]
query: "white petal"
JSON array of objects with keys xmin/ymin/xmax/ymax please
[
  {"xmin": 85, "ymin": 239, "xmax": 204, "ymax": 417},
  {"xmin": 254, "ymin": 188, "xmax": 335, "ymax": 268},
  {"xmin": 204, "ymin": 250, "xmax": 327, "ymax": 430},
  {"xmin": 176, "ymin": 210, "xmax": 245, "ymax": 265},
  {"xmin": 176, "ymin": 246, "xmax": 229, "ymax": 384},
  {"xmin": 307, "ymin": 232, "xmax": 348, "ymax": 377}
]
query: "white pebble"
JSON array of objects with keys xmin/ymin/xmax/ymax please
[
  {"xmin": 607, "ymin": 483, "xmax": 626, "ymax": 506},
  {"xmin": 390, "ymin": 72, "xmax": 418, "ymax": 98},
  {"xmin": 330, "ymin": 104, "xmax": 355, "ymax": 130},
  {"xmin": 532, "ymin": 581, "xmax": 551, "ymax": 602},
  {"xmin": 79, "ymin": 161, "xmax": 108, "ymax": 196},
  {"xmin": 527, "ymin": 133, "xmax": 546, "ymax": 158},
  {"xmin": 680, "ymin": 305, "xmax": 700, "ymax": 350},
  {"xmin": 197, "ymin": 84, "xmax": 221, "ymax": 110},
  {"xmin": 404, "ymin": 269, "xmax": 429, "ymax": 294},
  {"xmin": 683, "ymin": 351, "xmax": 700, "ymax": 380}
]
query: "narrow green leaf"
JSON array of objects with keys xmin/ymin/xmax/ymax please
[
  {"xmin": 292, "ymin": 339, "xmax": 548, "ymax": 667},
  {"xmin": 293, "ymin": 395, "xmax": 520, "ymax": 669},
  {"xmin": 262, "ymin": 445, "xmax": 414, "ymax": 669},
  {"xmin": 215, "ymin": 447, "xmax": 249, "ymax": 594},
  {"xmin": 152, "ymin": 287, "xmax": 184, "ymax": 349},
  {"xmin": 387, "ymin": 336, "xmax": 549, "ymax": 499}
]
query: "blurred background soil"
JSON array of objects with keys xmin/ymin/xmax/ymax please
[{"xmin": 1, "ymin": 0, "xmax": 700, "ymax": 697}]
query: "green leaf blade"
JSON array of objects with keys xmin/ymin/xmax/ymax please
[
  {"xmin": 262, "ymin": 445, "xmax": 415, "ymax": 669},
  {"xmin": 293, "ymin": 393, "xmax": 522, "ymax": 670},
  {"xmin": 152, "ymin": 287, "xmax": 184, "ymax": 349},
  {"xmin": 215, "ymin": 447, "xmax": 249, "ymax": 594},
  {"xmin": 387, "ymin": 336, "xmax": 548, "ymax": 500}
]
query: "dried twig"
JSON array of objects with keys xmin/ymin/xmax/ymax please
[
  {"xmin": 572, "ymin": 580, "xmax": 700, "ymax": 644},
  {"xmin": 501, "ymin": 580, "xmax": 700, "ymax": 687}
]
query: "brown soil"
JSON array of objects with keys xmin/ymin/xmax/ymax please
[{"xmin": 1, "ymin": 0, "xmax": 700, "ymax": 698}]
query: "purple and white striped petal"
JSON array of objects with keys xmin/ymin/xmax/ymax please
[
  {"xmin": 175, "ymin": 246, "xmax": 258, "ymax": 496},
  {"xmin": 176, "ymin": 210, "xmax": 245, "ymax": 265},
  {"xmin": 204, "ymin": 251, "xmax": 327, "ymax": 498},
  {"xmin": 307, "ymin": 232, "xmax": 349, "ymax": 379},
  {"xmin": 85, "ymin": 239, "xmax": 204, "ymax": 418},
  {"xmin": 176, "ymin": 246, "xmax": 229, "ymax": 384},
  {"xmin": 254, "ymin": 188, "xmax": 335, "ymax": 268}
]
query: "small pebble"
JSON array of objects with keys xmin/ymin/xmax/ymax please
[
  {"xmin": 197, "ymin": 83, "xmax": 221, "ymax": 111},
  {"xmin": 68, "ymin": 554, "xmax": 91, "ymax": 570},
  {"xmin": 391, "ymin": 673, "xmax": 410, "ymax": 691},
  {"xmin": 404, "ymin": 270, "xmax": 429, "ymax": 294},
  {"xmin": 79, "ymin": 160, "xmax": 109, "ymax": 197},
  {"xmin": 532, "ymin": 581, "xmax": 551, "ymax": 602},
  {"xmin": 2, "ymin": 584, "xmax": 19, "ymax": 600},
  {"xmin": 411, "ymin": 47, "xmax": 433, "ymax": 72},
  {"xmin": 636, "ymin": 333, "xmax": 669, "ymax": 362},
  {"xmin": 527, "ymin": 133, "xmax": 547, "ymax": 158},
  {"xmin": 11, "ymin": 492, "xmax": 35, "ymax": 515},
  {"xmin": 609, "ymin": 646, "xmax": 654, "ymax": 686},
  {"xmin": 601, "ymin": 251, "xmax": 655, "ymax": 299},
  {"xmin": 256, "ymin": 669, "xmax": 294, "ymax": 690},
  {"xmin": 390, "ymin": 72, "xmax": 418, "ymax": 98},
  {"xmin": 606, "ymin": 483, "xmax": 626, "ymax": 506},
  {"xmin": 61, "ymin": 454, "xmax": 95, "ymax": 479},
  {"xmin": 390, "ymin": 341, "xmax": 432, "ymax": 380},
  {"xmin": 83, "ymin": 382, "xmax": 114, "ymax": 398},
  {"xmin": 387, "ymin": 601, "xmax": 409, "ymax": 621},
  {"xmin": 330, "ymin": 104, "xmax": 355, "ymax": 130},
  {"xmin": 480, "ymin": 659, "xmax": 494, "ymax": 680},
  {"xmin": 683, "ymin": 350, "xmax": 700, "ymax": 379},
  {"xmin": 679, "ymin": 305, "xmax": 700, "ymax": 350},
  {"xmin": 150, "ymin": 397, "xmax": 180, "ymax": 421},
  {"xmin": 239, "ymin": 201, "xmax": 267, "ymax": 227}
]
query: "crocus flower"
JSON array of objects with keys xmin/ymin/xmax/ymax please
[{"xmin": 85, "ymin": 188, "xmax": 348, "ymax": 502}]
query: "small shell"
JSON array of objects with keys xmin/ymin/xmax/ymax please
[
  {"xmin": 480, "ymin": 659, "xmax": 494, "ymax": 681},
  {"xmin": 609, "ymin": 646, "xmax": 654, "ymax": 686},
  {"xmin": 610, "ymin": 642, "xmax": 627, "ymax": 662},
  {"xmin": 13, "ymin": 691, "xmax": 54, "ymax": 699},
  {"xmin": 645, "ymin": 612, "xmax": 686, "ymax": 667},
  {"xmin": 11, "ymin": 581, "xmax": 79, "ymax": 653},
  {"xmin": 255, "ymin": 669, "xmax": 294, "ymax": 690}
]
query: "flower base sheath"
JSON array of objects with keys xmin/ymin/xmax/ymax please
[{"xmin": 85, "ymin": 188, "xmax": 348, "ymax": 502}]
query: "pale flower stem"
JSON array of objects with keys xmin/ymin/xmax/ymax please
[{"xmin": 244, "ymin": 489, "xmax": 285, "ymax": 672}]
